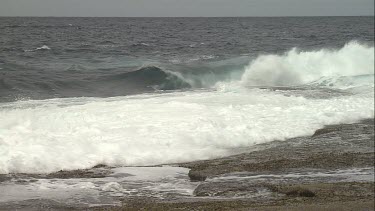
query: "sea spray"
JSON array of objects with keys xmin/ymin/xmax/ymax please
[{"xmin": 240, "ymin": 42, "xmax": 374, "ymax": 87}]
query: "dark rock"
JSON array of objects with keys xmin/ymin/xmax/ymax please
[
  {"xmin": 194, "ymin": 181, "xmax": 271, "ymax": 197},
  {"xmin": 312, "ymin": 127, "xmax": 340, "ymax": 137},
  {"xmin": 285, "ymin": 188, "xmax": 316, "ymax": 197},
  {"xmin": 93, "ymin": 164, "xmax": 107, "ymax": 168},
  {"xmin": 188, "ymin": 170, "xmax": 207, "ymax": 182},
  {"xmin": 0, "ymin": 175, "xmax": 11, "ymax": 183},
  {"xmin": 46, "ymin": 168, "xmax": 110, "ymax": 179}
]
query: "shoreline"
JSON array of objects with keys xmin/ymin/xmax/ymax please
[
  {"xmin": 0, "ymin": 119, "xmax": 374, "ymax": 210},
  {"xmin": 180, "ymin": 118, "xmax": 374, "ymax": 178}
]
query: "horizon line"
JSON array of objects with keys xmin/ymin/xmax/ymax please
[{"xmin": 0, "ymin": 15, "xmax": 374, "ymax": 18}]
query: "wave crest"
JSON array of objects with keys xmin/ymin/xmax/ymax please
[
  {"xmin": 240, "ymin": 42, "xmax": 374, "ymax": 88},
  {"xmin": 107, "ymin": 66, "xmax": 192, "ymax": 90}
]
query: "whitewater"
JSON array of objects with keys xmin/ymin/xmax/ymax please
[{"xmin": 0, "ymin": 42, "xmax": 374, "ymax": 174}]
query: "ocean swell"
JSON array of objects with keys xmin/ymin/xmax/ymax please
[{"xmin": 103, "ymin": 66, "xmax": 191, "ymax": 90}]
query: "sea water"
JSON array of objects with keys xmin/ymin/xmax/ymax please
[{"xmin": 0, "ymin": 17, "xmax": 374, "ymax": 174}]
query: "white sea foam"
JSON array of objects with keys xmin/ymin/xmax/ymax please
[
  {"xmin": 240, "ymin": 42, "xmax": 374, "ymax": 88},
  {"xmin": 0, "ymin": 87, "xmax": 373, "ymax": 174},
  {"xmin": 0, "ymin": 166, "xmax": 193, "ymax": 205},
  {"xmin": 170, "ymin": 42, "xmax": 374, "ymax": 90},
  {"xmin": 36, "ymin": 45, "xmax": 51, "ymax": 50},
  {"xmin": 24, "ymin": 45, "xmax": 51, "ymax": 52},
  {"xmin": 212, "ymin": 167, "xmax": 375, "ymax": 183}
]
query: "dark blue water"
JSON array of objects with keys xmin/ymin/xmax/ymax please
[{"xmin": 0, "ymin": 17, "xmax": 373, "ymax": 102}]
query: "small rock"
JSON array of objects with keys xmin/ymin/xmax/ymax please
[
  {"xmin": 188, "ymin": 170, "xmax": 207, "ymax": 181},
  {"xmin": 312, "ymin": 127, "xmax": 340, "ymax": 137},
  {"xmin": 93, "ymin": 164, "xmax": 107, "ymax": 168},
  {"xmin": 285, "ymin": 188, "xmax": 316, "ymax": 197}
]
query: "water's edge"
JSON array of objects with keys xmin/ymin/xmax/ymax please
[{"xmin": 0, "ymin": 119, "xmax": 373, "ymax": 210}]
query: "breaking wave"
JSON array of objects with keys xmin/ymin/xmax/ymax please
[
  {"xmin": 239, "ymin": 41, "xmax": 374, "ymax": 88},
  {"xmin": 2, "ymin": 41, "xmax": 373, "ymax": 102},
  {"xmin": 115, "ymin": 42, "xmax": 375, "ymax": 91},
  {"xmin": 0, "ymin": 41, "xmax": 374, "ymax": 174}
]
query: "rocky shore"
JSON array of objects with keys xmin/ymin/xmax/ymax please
[
  {"xmin": 1, "ymin": 119, "xmax": 374, "ymax": 211},
  {"xmin": 110, "ymin": 118, "xmax": 374, "ymax": 210}
]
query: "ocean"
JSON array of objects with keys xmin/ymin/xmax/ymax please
[{"xmin": 0, "ymin": 17, "xmax": 374, "ymax": 174}]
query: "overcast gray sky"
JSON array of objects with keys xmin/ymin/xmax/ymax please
[{"xmin": 0, "ymin": 0, "xmax": 373, "ymax": 17}]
